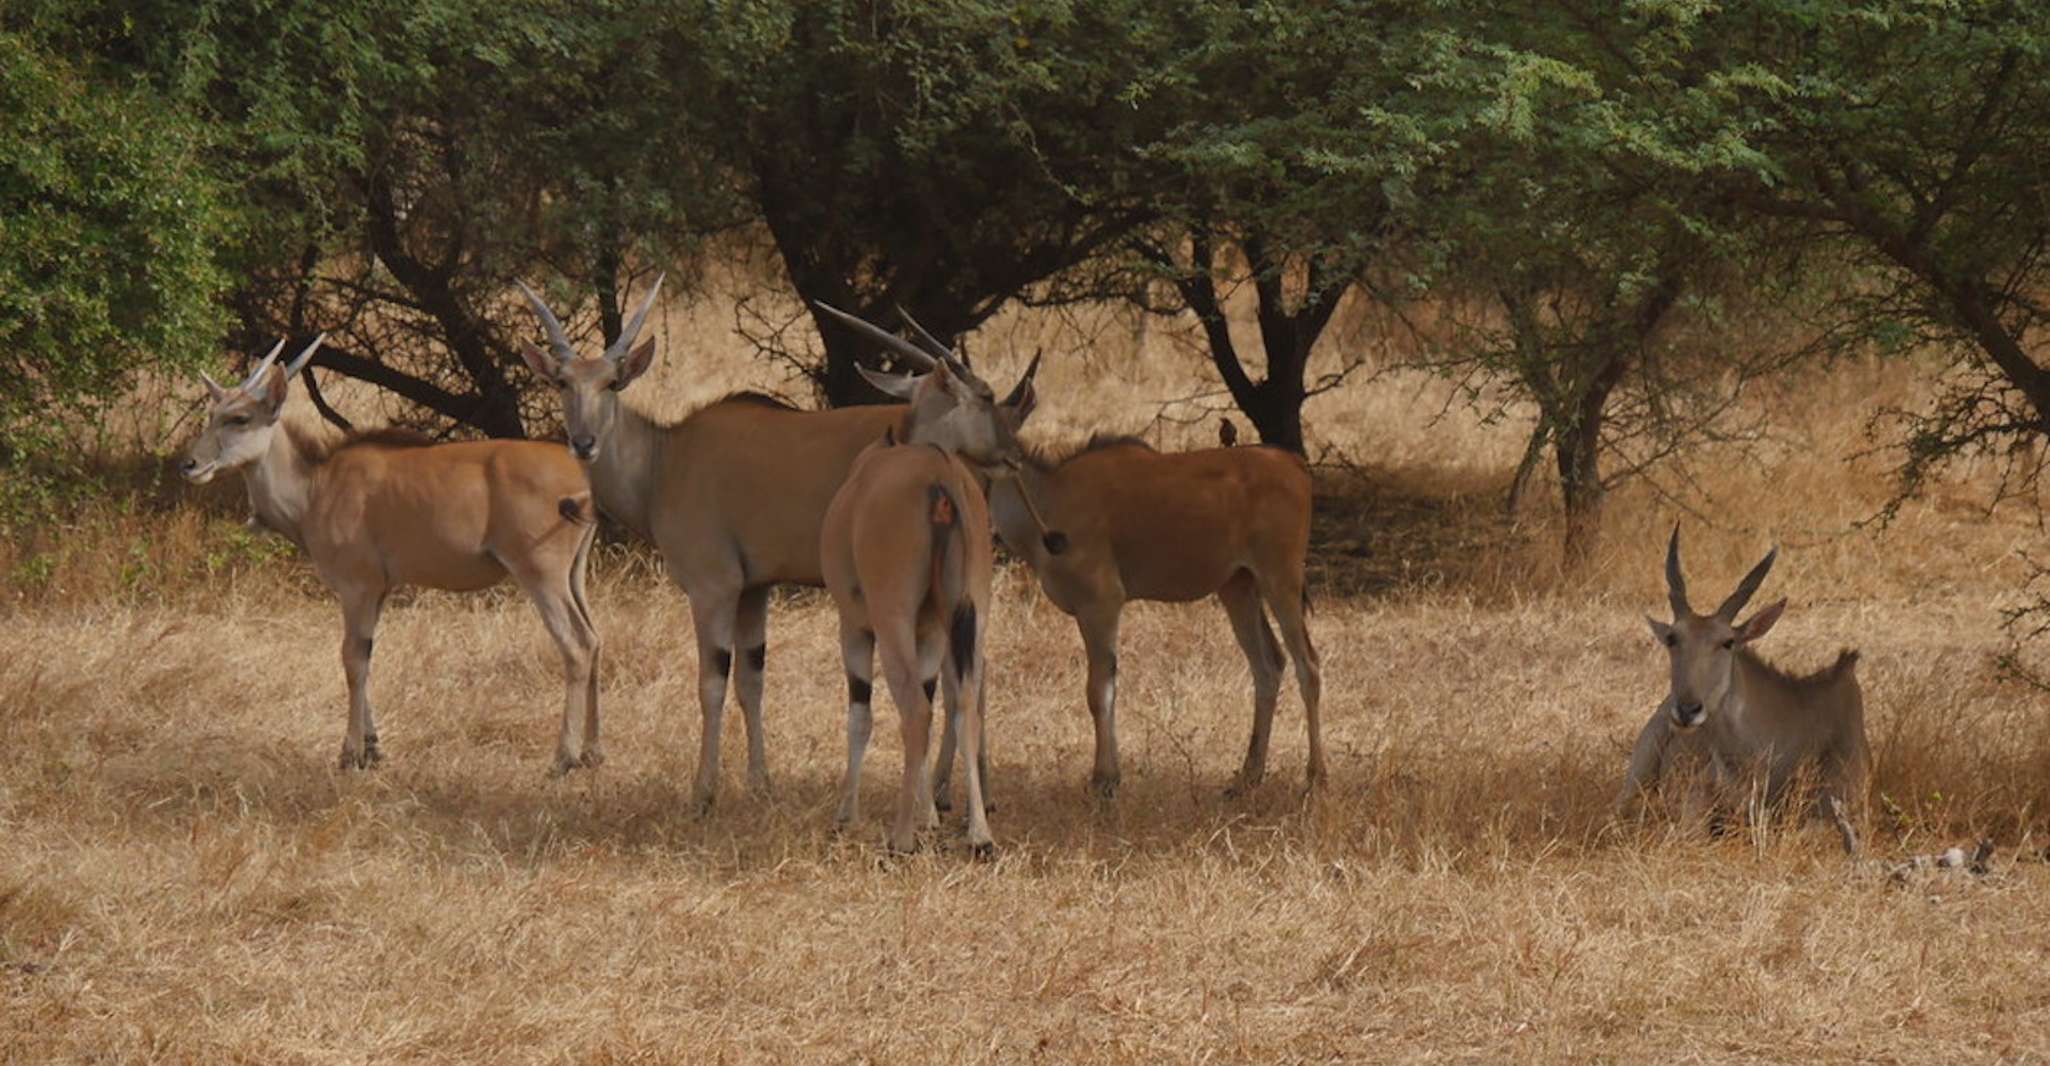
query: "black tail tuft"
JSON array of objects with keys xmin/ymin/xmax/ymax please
[{"xmin": 948, "ymin": 602, "xmax": 977, "ymax": 682}]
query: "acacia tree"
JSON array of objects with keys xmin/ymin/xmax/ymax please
[
  {"xmin": 1413, "ymin": 4, "xmax": 1797, "ymax": 561},
  {"xmin": 1119, "ymin": 0, "xmax": 1465, "ymax": 452},
  {"xmin": 692, "ymin": 0, "xmax": 1171, "ymax": 404},
  {"xmin": 1678, "ymin": 1, "xmax": 2050, "ymax": 505},
  {"xmin": 40, "ymin": 0, "xmax": 731, "ymax": 439}
]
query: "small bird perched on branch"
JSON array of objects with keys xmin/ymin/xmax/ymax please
[{"xmin": 1218, "ymin": 418, "xmax": 1238, "ymax": 447}]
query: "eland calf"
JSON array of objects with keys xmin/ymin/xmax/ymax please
[
  {"xmin": 1617, "ymin": 528, "xmax": 1870, "ymax": 838},
  {"xmin": 518, "ymin": 281, "xmax": 1053, "ymax": 812},
  {"xmin": 181, "ymin": 338, "xmax": 602, "ymax": 773},
  {"xmin": 938, "ymin": 407, "xmax": 1324, "ymax": 800}
]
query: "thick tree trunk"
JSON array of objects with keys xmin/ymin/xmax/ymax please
[{"xmin": 1172, "ymin": 233, "xmax": 1338, "ymax": 455}]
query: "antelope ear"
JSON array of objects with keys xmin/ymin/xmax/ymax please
[
  {"xmin": 858, "ymin": 364, "xmax": 922, "ymax": 400},
  {"xmin": 613, "ymin": 337, "xmax": 657, "ymax": 390},
  {"xmin": 260, "ymin": 364, "xmax": 290, "ymax": 415},
  {"xmin": 1002, "ymin": 352, "xmax": 1041, "ymax": 423},
  {"xmin": 1736, "ymin": 599, "xmax": 1786, "ymax": 643},
  {"xmin": 520, "ymin": 343, "xmax": 562, "ymax": 385},
  {"xmin": 1647, "ymin": 617, "xmax": 1674, "ymax": 645}
]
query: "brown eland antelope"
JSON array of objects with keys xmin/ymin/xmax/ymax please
[
  {"xmin": 937, "ymin": 396, "xmax": 1325, "ymax": 801},
  {"xmin": 822, "ymin": 427, "xmax": 1000, "ymax": 853},
  {"xmin": 180, "ymin": 337, "xmax": 603, "ymax": 774},
  {"xmin": 517, "ymin": 280, "xmax": 1059, "ymax": 812},
  {"xmin": 1617, "ymin": 528, "xmax": 1870, "ymax": 837}
]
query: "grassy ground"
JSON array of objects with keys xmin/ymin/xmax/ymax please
[{"xmin": 3, "ymin": 288, "xmax": 2049, "ymax": 1062}]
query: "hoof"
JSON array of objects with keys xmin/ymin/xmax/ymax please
[
  {"xmin": 580, "ymin": 748, "xmax": 606, "ymax": 770},
  {"xmin": 746, "ymin": 773, "xmax": 773, "ymax": 797},
  {"xmin": 1088, "ymin": 772, "xmax": 1120, "ymax": 800},
  {"xmin": 338, "ymin": 746, "xmax": 380, "ymax": 771},
  {"xmin": 934, "ymin": 790, "xmax": 954, "ymax": 813},
  {"xmin": 966, "ymin": 839, "xmax": 997, "ymax": 862}
]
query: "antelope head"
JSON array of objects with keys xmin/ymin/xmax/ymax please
[
  {"xmin": 1647, "ymin": 526, "xmax": 1786, "ymax": 731},
  {"xmin": 813, "ymin": 301, "xmax": 1063, "ymax": 554},
  {"xmin": 812, "ymin": 301, "xmax": 1041, "ymax": 475},
  {"xmin": 517, "ymin": 275, "xmax": 664, "ymax": 463},
  {"xmin": 181, "ymin": 335, "xmax": 326, "ymax": 484}
]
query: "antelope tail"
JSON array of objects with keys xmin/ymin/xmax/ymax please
[{"xmin": 928, "ymin": 482, "xmax": 976, "ymax": 682}]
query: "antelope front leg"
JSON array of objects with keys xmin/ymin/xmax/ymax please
[
  {"xmin": 336, "ymin": 588, "xmax": 387, "ymax": 770},
  {"xmin": 1612, "ymin": 704, "xmax": 1673, "ymax": 820},
  {"xmin": 1078, "ymin": 609, "xmax": 1123, "ymax": 798},
  {"xmin": 687, "ymin": 590, "xmax": 740, "ymax": 815}
]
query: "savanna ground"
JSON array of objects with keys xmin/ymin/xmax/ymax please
[{"xmin": 5, "ymin": 280, "xmax": 2050, "ymax": 1063}]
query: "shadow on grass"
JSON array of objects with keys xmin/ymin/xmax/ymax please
[
  {"xmin": 1307, "ymin": 462, "xmax": 1526, "ymax": 601},
  {"xmin": 75, "ymin": 723, "xmax": 1652, "ymax": 876}
]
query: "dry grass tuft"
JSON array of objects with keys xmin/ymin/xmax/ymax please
[{"xmin": 4, "ymin": 293, "xmax": 2050, "ymax": 1061}]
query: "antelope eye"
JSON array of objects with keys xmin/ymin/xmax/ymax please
[
  {"xmin": 227, "ymin": 415, "xmax": 251, "ymax": 427},
  {"xmin": 1721, "ymin": 638, "xmax": 1736, "ymax": 650},
  {"xmin": 1662, "ymin": 633, "xmax": 1678, "ymax": 648}
]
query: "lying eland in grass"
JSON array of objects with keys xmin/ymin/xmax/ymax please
[
  {"xmin": 935, "ymin": 389, "xmax": 1324, "ymax": 801},
  {"xmin": 517, "ymin": 279, "xmax": 1057, "ymax": 812},
  {"xmin": 181, "ymin": 337, "xmax": 603, "ymax": 774},
  {"xmin": 1617, "ymin": 528, "xmax": 1870, "ymax": 840}
]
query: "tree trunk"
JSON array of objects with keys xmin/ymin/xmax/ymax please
[
  {"xmin": 1555, "ymin": 386, "xmax": 1610, "ymax": 566},
  {"xmin": 1171, "ymin": 233, "xmax": 1340, "ymax": 455}
]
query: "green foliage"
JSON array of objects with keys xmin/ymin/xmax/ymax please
[
  {"xmin": 0, "ymin": 30, "xmax": 229, "ymax": 460},
  {"xmin": 688, "ymin": 0, "xmax": 1177, "ymax": 401},
  {"xmin": 1637, "ymin": 1, "xmax": 2050, "ymax": 506}
]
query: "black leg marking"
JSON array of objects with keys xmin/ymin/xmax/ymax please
[
  {"xmin": 712, "ymin": 647, "xmax": 733, "ymax": 678},
  {"xmin": 948, "ymin": 604, "xmax": 977, "ymax": 682},
  {"xmin": 922, "ymin": 677, "xmax": 937, "ymax": 704},
  {"xmin": 359, "ymin": 637, "xmax": 374, "ymax": 658},
  {"xmin": 746, "ymin": 643, "xmax": 766, "ymax": 673},
  {"xmin": 847, "ymin": 675, "xmax": 873, "ymax": 705}
]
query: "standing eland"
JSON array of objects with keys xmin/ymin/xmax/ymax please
[
  {"xmin": 1617, "ymin": 527, "xmax": 1870, "ymax": 844},
  {"xmin": 181, "ymin": 337, "xmax": 603, "ymax": 774},
  {"xmin": 935, "ymin": 389, "xmax": 1325, "ymax": 801},
  {"xmin": 516, "ymin": 279, "xmax": 1055, "ymax": 812},
  {"xmin": 821, "ymin": 425, "xmax": 1000, "ymax": 854}
]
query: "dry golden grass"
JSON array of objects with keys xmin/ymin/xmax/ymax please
[{"xmin": 5, "ymin": 285, "xmax": 2050, "ymax": 1063}]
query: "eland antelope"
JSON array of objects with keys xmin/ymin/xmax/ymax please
[
  {"xmin": 822, "ymin": 427, "xmax": 999, "ymax": 853},
  {"xmin": 181, "ymin": 337, "xmax": 603, "ymax": 774},
  {"xmin": 1617, "ymin": 528, "xmax": 1870, "ymax": 836},
  {"xmin": 937, "ymin": 406, "xmax": 1325, "ymax": 800},
  {"xmin": 518, "ymin": 280, "xmax": 1055, "ymax": 812}
]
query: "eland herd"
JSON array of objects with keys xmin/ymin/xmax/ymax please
[{"xmin": 180, "ymin": 279, "xmax": 1870, "ymax": 855}]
